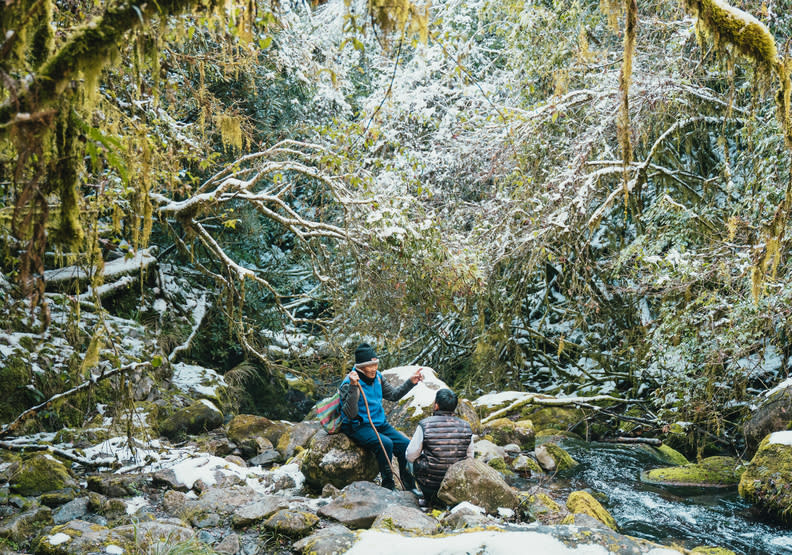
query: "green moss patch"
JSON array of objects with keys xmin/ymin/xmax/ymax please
[
  {"xmin": 739, "ymin": 435, "xmax": 792, "ymax": 522},
  {"xmin": 565, "ymin": 490, "xmax": 618, "ymax": 531},
  {"xmin": 641, "ymin": 456, "xmax": 743, "ymax": 488}
]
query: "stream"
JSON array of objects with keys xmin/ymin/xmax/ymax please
[{"xmin": 525, "ymin": 439, "xmax": 792, "ymax": 554}]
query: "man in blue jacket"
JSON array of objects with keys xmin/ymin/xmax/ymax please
[{"xmin": 339, "ymin": 343, "xmax": 423, "ymax": 491}]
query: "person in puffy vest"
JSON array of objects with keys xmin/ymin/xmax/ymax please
[
  {"xmin": 406, "ymin": 388, "xmax": 473, "ymax": 507},
  {"xmin": 338, "ymin": 343, "xmax": 424, "ymax": 491}
]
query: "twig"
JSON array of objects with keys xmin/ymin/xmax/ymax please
[{"xmin": 0, "ymin": 440, "xmax": 106, "ymax": 468}]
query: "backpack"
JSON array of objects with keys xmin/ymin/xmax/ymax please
[{"xmin": 316, "ymin": 391, "xmax": 342, "ymax": 434}]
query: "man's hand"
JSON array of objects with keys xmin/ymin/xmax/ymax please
[
  {"xmin": 348, "ymin": 370, "xmax": 360, "ymax": 385},
  {"xmin": 410, "ymin": 367, "xmax": 424, "ymax": 384}
]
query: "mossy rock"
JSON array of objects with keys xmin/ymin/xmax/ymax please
[
  {"xmin": 690, "ymin": 547, "xmax": 737, "ymax": 555},
  {"xmin": 457, "ymin": 399, "xmax": 482, "ymax": 434},
  {"xmin": 521, "ymin": 406, "xmax": 585, "ymax": 433},
  {"xmin": 8, "ymin": 454, "xmax": 77, "ymax": 497},
  {"xmin": 262, "ymin": 509, "xmax": 319, "ymax": 537},
  {"xmin": 535, "ymin": 442, "xmax": 579, "ymax": 472},
  {"xmin": 227, "ymin": 414, "xmax": 289, "ymax": 450},
  {"xmin": 743, "ymin": 387, "xmax": 792, "ymax": 457},
  {"xmin": 739, "ymin": 434, "xmax": 792, "ymax": 522},
  {"xmin": 641, "ymin": 456, "xmax": 743, "ymax": 488},
  {"xmin": 34, "ymin": 519, "xmax": 110, "ymax": 554},
  {"xmin": 535, "ymin": 428, "xmax": 582, "ymax": 440},
  {"xmin": 511, "ymin": 454, "xmax": 542, "ymax": 474},
  {"xmin": 481, "ymin": 418, "xmax": 535, "ymax": 450},
  {"xmin": 487, "ymin": 456, "xmax": 512, "ymax": 476},
  {"xmin": 0, "ymin": 355, "xmax": 35, "ymax": 425},
  {"xmin": 519, "ymin": 491, "xmax": 567, "ymax": 524},
  {"xmin": 565, "ymin": 490, "xmax": 618, "ymax": 531},
  {"xmin": 158, "ymin": 400, "xmax": 224, "ymax": 441},
  {"xmin": 655, "ymin": 444, "xmax": 689, "ymax": 466}
]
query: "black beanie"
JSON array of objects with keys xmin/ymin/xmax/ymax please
[{"xmin": 354, "ymin": 343, "xmax": 377, "ymax": 365}]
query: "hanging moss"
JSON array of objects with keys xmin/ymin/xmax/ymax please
[
  {"xmin": 683, "ymin": 0, "xmax": 777, "ymax": 67},
  {"xmin": 49, "ymin": 109, "xmax": 85, "ymax": 250}
]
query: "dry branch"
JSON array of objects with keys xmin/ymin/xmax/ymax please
[{"xmin": 480, "ymin": 393, "xmax": 637, "ymax": 424}]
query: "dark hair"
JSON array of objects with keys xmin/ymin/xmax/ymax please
[{"xmin": 435, "ymin": 388, "xmax": 458, "ymax": 412}]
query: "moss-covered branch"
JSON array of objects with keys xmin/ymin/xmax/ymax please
[{"xmin": 0, "ymin": 0, "xmax": 215, "ymax": 130}]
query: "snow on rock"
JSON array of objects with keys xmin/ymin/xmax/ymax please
[
  {"xmin": 383, "ymin": 366, "xmax": 447, "ymax": 417},
  {"xmin": 473, "ymin": 391, "xmax": 532, "ymax": 408},
  {"xmin": 125, "ymin": 496, "xmax": 148, "ymax": 515},
  {"xmin": 171, "ymin": 363, "xmax": 227, "ymax": 398},
  {"xmin": 768, "ymin": 431, "xmax": 792, "ymax": 446},
  {"xmin": 47, "ymin": 533, "xmax": 71, "ymax": 546},
  {"xmin": 763, "ymin": 375, "xmax": 792, "ymax": 399}
]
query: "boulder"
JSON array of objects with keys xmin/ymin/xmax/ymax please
[
  {"xmin": 641, "ymin": 456, "xmax": 743, "ymax": 488},
  {"xmin": 382, "ymin": 366, "xmax": 447, "ymax": 433},
  {"xmin": 473, "ymin": 439, "xmax": 507, "ymax": 463},
  {"xmin": 441, "ymin": 503, "xmax": 495, "ymax": 530},
  {"xmin": 158, "ymin": 400, "xmax": 224, "ymax": 440},
  {"xmin": 0, "ymin": 505, "xmax": 52, "ymax": 543},
  {"xmin": 293, "ymin": 524, "xmax": 357, "ymax": 555},
  {"xmin": 86, "ymin": 474, "xmax": 142, "ymax": 497},
  {"xmin": 231, "ymin": 496, "xmax": 292, "ymax": 528},
  {"xmin": 437, "ymin": 458, "xmax": 519, "ymax": 514},
  {"xmin": 8, "ymin": 455, "xmax": 77, "ymax": 497},
  {"xmin": 535, "ymin": 442, "xmax": 579, "ymax": 472},
  {"xmin": 35, "ymin": 520, "xmax": 112, "ymax": 554},
  {"xmin": 318, "ymin": 481, "xmax": 419, "ymax": 529},
  {"xmin": 262, "ymin": 509, "xmax": 319, "ymax": 537},
  {"xmin": 214, "ymin": 532, "xmax": 241, "ymax": 555},
  {"xmin": 739, "ymin": 432, "xmax": 792, "ymax": 522},
  {"xmin": 248, "ymin": 449, "xmax": 282, "ymax": 466},
  {"xmin": 276, "ymin": 421, "xmax": 320, "ymax": 460},
  {"xmin": 481, "ymin": 418, "xmax": 535, "ymax": 450},
  {"xmin": 300, "ymin": 431, "xmax": 378, "ymax": 490},
  {"xmin": 512, "ymin": 454, "xmax": 542, "ymax": 474},
  {"xmin": 565, "ymin": 491, "xmax": 617, "ymax": 531},
  {"xmin": 226, "ymin": 414, "xmax": 289, "ymax": 457},
  {"xmin": 52, "ymin": 497, "xmax": 89, "ymax": 525},
  {"xmin": 192, "ymin": 485, "xmax": 259, "ymax": 516},
  {"xmin": 519, "ymin": 491, "xmax": 567, "ymax": 525},
  {"xmin": 560, "ymin": 512, "xmax": 614, "ymax": 530},
  {"xmin": 456, "ymin": 399, "xmax": 482, "ymax": 434},
  {"xmin": 743, "ymin": 385, "xmax": 792, "ymax": 456},
  {"xmin": 372, "ymin": 505, "xmax": 440, "ymax": 535}
]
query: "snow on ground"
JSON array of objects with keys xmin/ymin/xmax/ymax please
[
  {"xmin": 171, "ymin": 362, "xmax": 227, "ymax": 398},
  {"xmin": 345, "ymin": 529, "xmax": 680, "ymax": 555}
]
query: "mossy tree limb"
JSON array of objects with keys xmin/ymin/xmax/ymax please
[{"xmin": 618, "ymin": 0, "xmax": 637, "ymax": 213}]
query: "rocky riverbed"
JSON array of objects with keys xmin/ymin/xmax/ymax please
[{"xmin": 6, "ymin": 363, "xmax": 790, "ymax": 554}]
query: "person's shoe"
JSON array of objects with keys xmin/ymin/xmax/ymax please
[
  {"xmin": 381, "ymin": 481, "xmax": 395, "ymax": 491},
  {"xmin": 410, "ymin": 487, "xmax": 422, "ymax": 497},
  {"xmin": 418, "ymin": 497, "xmax": 431, "ymax": 511}
]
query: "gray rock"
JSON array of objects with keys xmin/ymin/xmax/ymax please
[
  {"xmin": 231, "ymin": 496, "xmax": 291, "ymax": 528},
  {"xmin": 318, "ymin": 481, "xmax": 419, "ymax": 529},
  {"xmin": 277, "ymin": 421, "xmax": 321, "ymax": 459},
  {"xmin": 162, "ymin": 489, "xmax": 193, "ymax": 516},
  {"xmin": 34, "ymin": 519, "xmax": 109, "ymax": 554},
  {"xmin": 0, "ymin": 505, "xmax": 52, "ymax": 543},
  {"xmin": 442, "ymin": 505, "xmax": 494, "ymax": 530},
  {"xmin": 744, "ymin": 386, "xmax": 792, "ymax": 456},
  {"xmin": 262, "ymin": 509, "xmax": 319, "ymax": 536},
  {"xmin": 248, "ymin": 449, "xmax": 282, "ymax": 466},
  {"xmin": 438, "ymin": 458, "xmax": 519, "ymax": 514},
  {"xmin": 293, "ymin": 524, "xmax": 357, "ymax": 555},
  {"xmin": 193, "ymin": 485, "xmax": 259, "ymax": 516},
  {"xmin": 215, "ymin": 532, "xmax": 241, "ymax": 554},
  {"xmin": 473, "ymin": 439, "xmax": 507, "ymax": 463},
  {"xmin": 53, "ymin": 497, "xmax": 89, "ymax": 525},
  {"xmin": 300, "ymin": 431, "xmax": 378, "ymax": 490},
  {"xmin": 372, "ymin": 504, "xmax": 440, "ymax": 535},
  {"xmin": 503, "ymin": 443, "xmax": 521, "ymax": 455},
  {"xmin": 192, "ymin": 513, "xmax": 221, "ymax": 528},
  {"xmin": 110, "ymin": 518, "xmax": 194, "ymax": 550},
  {"xmin": 151, "ymin": 468, "xmax": 189, "ymax": 492},
  {"xmin": 563, "ymin": 512, "xmax": 613, "ymax": 530}
]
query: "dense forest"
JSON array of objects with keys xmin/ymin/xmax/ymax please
[{"xmin": 2, "ymin": 0, "xmax": 792, "ymax": 552}]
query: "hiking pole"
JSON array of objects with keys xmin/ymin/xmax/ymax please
[{"xmin": 356, "ymin": 382, "xmax": 407, "ymax": 491}]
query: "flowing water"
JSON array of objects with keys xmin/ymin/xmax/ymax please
[{"xmin": 524, "ymin": 438, "xmax": 792, "ymax": 554}]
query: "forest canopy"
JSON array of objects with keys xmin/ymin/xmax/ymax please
[{"xmin": 1, "ymin": 0, "xmax": 791, "ymax": 454}]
